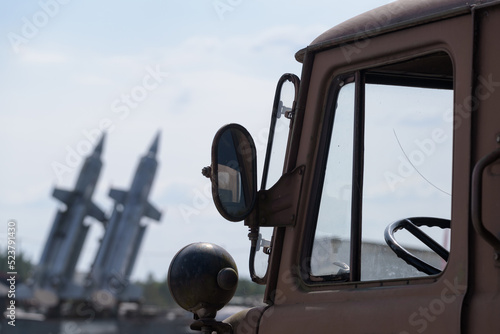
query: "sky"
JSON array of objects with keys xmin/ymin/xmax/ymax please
[{"xmin": 0, "ymin": 0, "xmax": 396, "ymax": 282}]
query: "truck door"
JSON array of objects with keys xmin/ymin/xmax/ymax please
[{"xmin": 260, "ymin": 12, "xmax": 473, "ymax": 334}]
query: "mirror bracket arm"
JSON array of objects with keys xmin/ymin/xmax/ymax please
[{"xmin": 252, "ymin": 165, "xmax": 305, "ymax": 227}]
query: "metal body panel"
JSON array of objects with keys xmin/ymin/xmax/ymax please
[
  {"xmin": 464, "ymin": 4, "xmax": 500, "ymax": 332},
  {"xmin": 296, "ymin": 0, "xmax": 500, "ymax": 62}
]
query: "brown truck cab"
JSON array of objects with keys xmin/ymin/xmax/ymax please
[{"xmin": 168, "ymin": 0, "xmax": 500, "ymax": 332}]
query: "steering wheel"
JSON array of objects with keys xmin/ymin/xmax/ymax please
[{"xmin": 384, "ymin": 217, "xmax": 450, "ymax": 275}]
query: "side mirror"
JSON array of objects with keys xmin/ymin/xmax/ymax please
[{"xmin": 207, "ymin": 124, "xmax": 257, "ymax": 222}]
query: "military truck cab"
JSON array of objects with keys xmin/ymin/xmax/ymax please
[{"xmin": 168, "ymin": 0, "xmax": 500, "ymax": 332}]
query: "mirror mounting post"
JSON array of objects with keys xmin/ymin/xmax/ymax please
[
  {"xmin": 261, "ymin": 73, "xmax": 300, "ymax": 191},
  {"xmin": 256, "ymin": 165, "xmax": 305, "ymax": 228},
  {"xmin": 249, "ymin": 73, "xmax": 300, "ymax": 285},
  {"xmin": 245, "ymin": 165, "xmax": 305, "ymax": 285}
]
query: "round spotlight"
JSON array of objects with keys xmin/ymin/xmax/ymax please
[{"xmin": 168, "ymin": 242, "xmax": 238, "ymax": 319}]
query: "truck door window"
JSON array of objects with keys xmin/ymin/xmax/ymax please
[
  {"xmin": 310, "ymin": 52, "xmax": 453, "ymax": 282},
  {"xmin": 361, "ymin": 83, "xmax": 452, "ymax": 280},
  {"xmin": 311, "ymin": 80, "xmax": 355, "ymax": 277}
]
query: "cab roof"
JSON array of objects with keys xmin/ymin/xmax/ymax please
[{"xmin": 296, "ymin": 0, "xmax": 499, "ymax": 62}]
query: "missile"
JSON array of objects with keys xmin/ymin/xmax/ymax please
[
  {"xmin": 87, "ymin": 133, "xmax": 162, "ymax": 308},
  {"xmin": 33, "ymin": 135, "xmax": 107, "ymax": 306}
]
